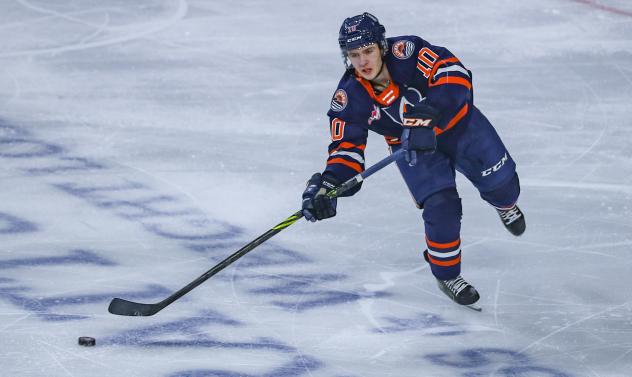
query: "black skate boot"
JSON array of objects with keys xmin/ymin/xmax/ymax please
[
  {"xmin": 436, "ymin": 275, "xmax": 481, "ymax": 310},
  {"xmin": 495, "ymin": 204, "xmax": 526, "ymax": 236}
]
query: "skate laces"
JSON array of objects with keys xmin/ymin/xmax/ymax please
[
  {"xmin": 498, "ymin": 206, "xmax": 522, "ymax": 225},
  {"xmin": 444, "ymin": 276, "xmax": 470, "ymax": 295}
]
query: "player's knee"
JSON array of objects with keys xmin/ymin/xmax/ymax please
[
  {"xmin": 422, "ymin": 188, "xmax": 463, "ymax": 227},
  {"xmin": 480, "ymin": 173, "xmax": 520, "ymax": 208}
]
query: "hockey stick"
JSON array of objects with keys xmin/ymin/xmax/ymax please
[{"xmin": 108, "ymin": 149, "xmax": 405, "ymax": 316}]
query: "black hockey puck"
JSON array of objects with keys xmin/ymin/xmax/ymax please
[{"xmin": 78, "ymin": 336, "xmax": 96, "ymax": 347}]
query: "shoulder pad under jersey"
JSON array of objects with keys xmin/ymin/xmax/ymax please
[{"xmin": 385, "ymin": 35, "xmax": 429, "ymax": 85}]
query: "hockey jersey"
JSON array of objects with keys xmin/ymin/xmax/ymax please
[{"xmin": 324, "ymin": 35, "xmax": 474, "ymax": 189}]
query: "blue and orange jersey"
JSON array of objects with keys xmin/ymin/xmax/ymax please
[{"xmin": 324, "ymin": 35, "xmax": 473, "ymax": 187}]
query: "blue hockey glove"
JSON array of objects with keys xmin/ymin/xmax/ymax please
[
  {"xmin": 401, "ymin": 103, "xmax": 441, "ymax": 166},
  {"xmin": 302, "ymin": 172, "xmax": 338, "ymax": 222}
]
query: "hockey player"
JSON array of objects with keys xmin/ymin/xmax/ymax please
[{"xmin": 301, "ymin": 13, "xmax": 525, "ymax": 308}]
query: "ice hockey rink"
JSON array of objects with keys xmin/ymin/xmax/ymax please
[{"xmin": 1, "ymin": 0, "xmax": 631, "ymax": 376}]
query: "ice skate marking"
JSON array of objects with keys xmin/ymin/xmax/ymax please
[
  {"xmin": 543, "ymin": 72, "xmax": 607, "ymax": 178},
  {"xmin": 0, "ymin": 0, "xmax": 188, "ymax": 58},
  {"xmin": 0, "ymin": 314, "xmax": 32, "ymax": 333},
  {"xmin": 78, "ymin": 12, "xmax": 111, "ymax": 45},
  {"xmin": 519, "ymin": 303, "xmax": 628, "ymax": 354},
  {"xmin": 363, "ymin": 266, "xmax": 425, "ymax": 292},
  {"xmin": 493, "ymin": 278, "xmax": 501, "ymax": 328},
  {"xmin": 17, "ymin": 0, "xmax": 113, "ymax": 28},
  {"xmin": 612, "ymin": 62, "xmax": 632, "ymax": 88},
  {"xmin": 524, "ymin": 179, "xmax": 632, "ymax": 195}
]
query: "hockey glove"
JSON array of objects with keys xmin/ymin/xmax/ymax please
[
  {"xmin": 302, "ymin": 172, "xmax": 338, "ymax": 222},
  {"xmin": 401, "ymin": 103, "xmax": 441, "ymax": 166}
]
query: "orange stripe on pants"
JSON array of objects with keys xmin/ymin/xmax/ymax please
[
  {"xmin": 426, "ymin": 237, "xmax": 461, "ymax": 249},
  {"xmin": 427, "ymin": 254, "xmax": 461, "ymax": 267}
]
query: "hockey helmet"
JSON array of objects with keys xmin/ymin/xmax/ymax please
[{"xmin": 338, "ymin": 12, "xmax": 387, "ymax": 69}]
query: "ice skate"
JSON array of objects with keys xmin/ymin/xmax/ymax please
[
  {"xmin": 496, "ymin": 204, "xmax": 526, "ymax": 236},
  {"xmin": 436, "ymin": 275, "xmax": 481, "ymax": 311}
]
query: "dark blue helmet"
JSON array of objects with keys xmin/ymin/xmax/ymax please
[{"xmin": 338, "ymin": 12, "xmax": 387, "ymax": 69}]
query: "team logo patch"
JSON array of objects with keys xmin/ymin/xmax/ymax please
[
  {"xmin": 330, "ymin": 89, "xmax": 348, "ymax": 112},
  {"xmin": 392, "ymin": 40, "xmax": 415, "ymax": 59},
  {"xmin": 368, "ymin": 105, "xmax": 381, "ymax": 125}
]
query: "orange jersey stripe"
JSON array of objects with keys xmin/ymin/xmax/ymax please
[
  {"xmin": 428, "ymin": 57, "xmax": 460, "ymax": 79},
  {"xmin": 427, "ymin": 57, "xmax": 471, "ymax": 90},
  {"xmin": 331, "ymin": 142, "xmax": 366, "ymax": 154},
  {"xmin": 327, "ymin": 158, "xmax": 363, "ymax": 173},
  {"xmin": 426, "ymin": 236, "xmax": 461, "ymax": 249},
  {"xmin": 429, "ymin": 76, "xmax": 472, "ymax": 90},
  {"xmin": 427, "ymin": 254, "xmax": 461, "ymax": 267},
  {"xmin": 435, "ymin": 103, "xmax": 469, "ymax": 136}
]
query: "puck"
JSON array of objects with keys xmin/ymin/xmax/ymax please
[{"xmin": 78, "ymin": 336, "xmax": 96, "ymax": 347}]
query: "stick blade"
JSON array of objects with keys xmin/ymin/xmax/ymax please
[{"xmin": 108, "ymin": 297, "xmax": 162, "ymax": 316}]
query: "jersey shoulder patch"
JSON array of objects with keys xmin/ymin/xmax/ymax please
[
  {"xmin": 391, "ymin": 39, "xmax": 416, "ymax": 60},
  {"xmin": 326, "ymin": 71, "xmax": 373, "ymax": 123},
  {"xmin": 330, "ymin": 88, "xmax": 348, "ymax": 112}
]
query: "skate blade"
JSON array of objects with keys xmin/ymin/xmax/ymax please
[{"xmin": 465, "ymin": 303, "xmax": 482, "ymax": 312}]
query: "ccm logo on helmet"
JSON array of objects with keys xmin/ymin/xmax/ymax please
[{"xmin": 402, "ymin": 118, "xmax": 433, "ymax": 127}]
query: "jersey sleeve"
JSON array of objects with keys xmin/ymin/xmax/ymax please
[
  {"xmin": 414, "ymin": 39, "xmax": 473, "ymax": 133},
  {"xmin": 323, "ymin": 116, "xmax": 368, "ymax": 196}
]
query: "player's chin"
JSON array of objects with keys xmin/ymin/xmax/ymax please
[{"xmin": 359, "ymin": 69, "xmax": 377, "ymax": 81}]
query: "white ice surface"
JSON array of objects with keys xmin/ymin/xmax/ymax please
[{"xmin": 1, "ymin": 1, "xmax": 632, "ymax": 376}]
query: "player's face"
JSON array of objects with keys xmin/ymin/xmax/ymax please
[{"xmin": 347, "ymin": 44, "xmax": 382, "ymax": 80}]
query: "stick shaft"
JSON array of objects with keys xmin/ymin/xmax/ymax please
[{"xmin": 108, "ymin": 149, "xmax": 403, "ymax": 316}]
